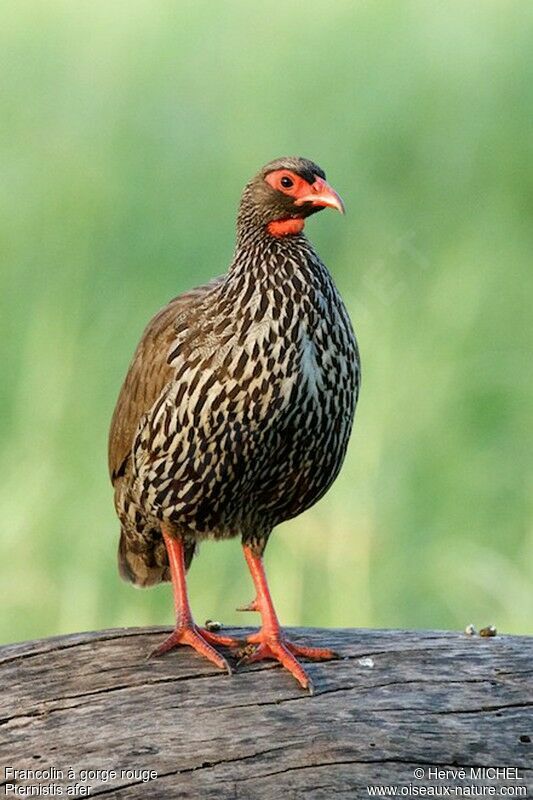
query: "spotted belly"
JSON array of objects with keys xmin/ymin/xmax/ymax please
[{"xmin": 130, "ymin": 313, "xmax": 358, "ymax": 540}]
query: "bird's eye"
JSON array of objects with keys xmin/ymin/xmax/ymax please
[{"xmin": 280, "ymin": 176, "xmax": 294, "ymax": 188}]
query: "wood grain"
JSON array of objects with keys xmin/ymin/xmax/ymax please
[{"xmin": 1, "ymin": 627, "xmax": 532, "ymax": 798}]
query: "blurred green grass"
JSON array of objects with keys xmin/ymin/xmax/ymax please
[{"xmin": 1, "ymin": 0, "xmax": 532, "ymax": 643}]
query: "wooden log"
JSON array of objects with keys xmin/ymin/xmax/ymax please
[{"xmin": 1, "ymin": 627, "xmax": 532, "ymax": 798}]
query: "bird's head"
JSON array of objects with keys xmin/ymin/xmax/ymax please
[{"xmin": 239, "ymin": 156, "xmax": 345, "ymax": 238}]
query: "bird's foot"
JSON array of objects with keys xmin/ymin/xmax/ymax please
[
  {"xmin": 237, "ymin": 632, "xmax": 338, "ymax": 693},
  {"xmin": 148, "ymin": 624, "xmax": 241, "ymax": 674}
]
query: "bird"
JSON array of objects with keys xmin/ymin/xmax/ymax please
[{"xmin": 108, "ymin": 156, "xmax": 360, "ymax": 692}]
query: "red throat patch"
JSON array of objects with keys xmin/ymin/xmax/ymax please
[{"xmin": 267, "ymin": 218, "xmax": 305, "ymax": 237}]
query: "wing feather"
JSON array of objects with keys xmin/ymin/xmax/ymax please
[{"xmin": 108, "ymin": 277, "xmax": 223, "ymax": 482}]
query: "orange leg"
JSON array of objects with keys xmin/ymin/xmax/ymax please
[
  {"xmin": 237, "ymin": 545, "xmax": 338, "ymax": 693},
  {"xmin": 149, "ymin": 526, "xmax": 240, "ymax": 672}
]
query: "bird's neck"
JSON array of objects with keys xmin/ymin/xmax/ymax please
[
  {"xmin": 230, "ymin": 224, "xmax": 320, "ymax": 284},
  {"xmin": 220, "ymin": 226, "xmax": 335, "ymax": 325}
]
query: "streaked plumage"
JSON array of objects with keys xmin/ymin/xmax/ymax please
[{"xmin": 108, "ymin": 156, "xmax": 360, "ymax": 690}]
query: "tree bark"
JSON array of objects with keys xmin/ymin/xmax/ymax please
[{"xmin": 1, "ymin": 627, "xmax": 532, "ymax": 798}]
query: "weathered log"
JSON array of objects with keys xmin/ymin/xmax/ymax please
[{"xmin": 1, "ymin": 627, "xmax": 532, "ymax": 798}]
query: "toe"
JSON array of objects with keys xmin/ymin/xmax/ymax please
[
  {"xmin": 236, "ymin": 599, "xmax": 259, "ymax": 612},
  {"xmin": 286, "ymin": 642, "xmax": 339, "ymax": 661},
  {"xmin": 237, "ymin": 639, "xmax": 313, "ymax": 691},
  {"xmin": 182, "ymin": 628, "xmax": 233, "ymax": 674},
  {"xmin": 270, "ymin": 641, "xmax": 312, "ymax": 691},
  {"xmin": 200, "ymin": 628, "xmax": 243, "ymax": 649},
  {"xmin": 147, "ymin": 631, "xmax": 181, "ymax": 659},
  {"xmin": 147, "ymin": 627, "xmax": 232, "ymax": 673}
]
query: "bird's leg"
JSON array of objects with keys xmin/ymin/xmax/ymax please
[
  {"xmin": 149, "ymin": 526, "xmax": 240, "ymax": 671},
  {"xmin": 237, "ymin": 544, "xmax": 338, "ymax": 692}
]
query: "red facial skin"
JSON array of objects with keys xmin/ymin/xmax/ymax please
[{"xmin": 265, "ymin": 169, "xmax": 345, "ymax": 237}]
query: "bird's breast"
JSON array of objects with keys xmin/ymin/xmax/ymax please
[{"xmin": 130, "ymin": 258, "xmax": 359, "ymax": 534}]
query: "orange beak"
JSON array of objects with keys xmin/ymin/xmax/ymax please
[{"xmin": 294, "ymin": 177, "xmax": 345, "ymax": 214}]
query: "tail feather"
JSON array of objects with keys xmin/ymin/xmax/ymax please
[
  {"xmin": 114, "ymin": 480, "xmax": 196, "ymax": 587},
  {"xmin": 118, "ymin": 524, "xmax": 197, "ymax": 588},
  {"xmin": 118, "ymin": 527, "xmax": 170, "ymax": 587}
]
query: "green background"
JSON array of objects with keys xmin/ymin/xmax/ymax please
[{"xmin": 1, "ymin": 0, "xmax": 531, "ymax": 644}]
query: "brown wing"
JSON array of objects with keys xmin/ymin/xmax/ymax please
[{"xmin": 108, "ymin": 277, "xmax": 223, "ymax": 483}]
